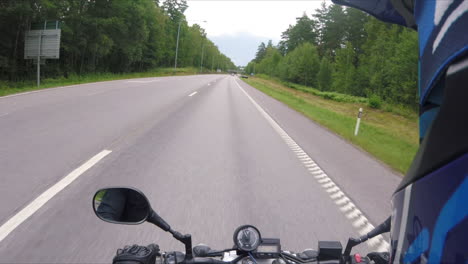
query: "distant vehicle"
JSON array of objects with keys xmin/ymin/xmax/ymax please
[{"xmin": 240, "ymin": 75, "xmax": 249, "ymax": 79}]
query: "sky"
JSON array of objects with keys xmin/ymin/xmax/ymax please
[{"xmin": 185, "ymin": 0, "xmax": 330, "ymax": 66}]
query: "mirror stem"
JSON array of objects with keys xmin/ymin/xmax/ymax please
[
  {"xmin": 170, "ymin": 229, "xmax": 193, "ymax": 259},
  {"xmin": 148, "ymin": 210, "xmax": 171, "ymax": 231},
  {"xmin": 341, "ymin": 216, "xmax": 391, "ymax": 264},
  {"xmin": 148, "ymin": 209, "xmax": 193, "ymax": 259}
]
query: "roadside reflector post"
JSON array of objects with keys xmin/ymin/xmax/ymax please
[{"xmin": 354, "ymin": 108, "xmax": 363, "ymax": 136}]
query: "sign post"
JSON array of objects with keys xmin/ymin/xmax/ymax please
[
  {"xmin": 36, "ymin": 30, "xmax": 42, "ymax": 88},
  {"xmin": 354, "ymin": 108, "xmax": 363, "ymax": 136},
  {"xmin": 24, "ymin": 21, "xmax": 61, "ymax": 88}
]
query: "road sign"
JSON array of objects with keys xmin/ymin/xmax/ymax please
[
  {"xmin": 24, "ymin": 20, "xmax": 62, "ymax": 89},
  {"xmin": 24, "ymin": 29, "xmax": 61, "ymax": 59},
  {"xmin": 31, "ymin": 21, "xmax": 61, "ymax": 30}
]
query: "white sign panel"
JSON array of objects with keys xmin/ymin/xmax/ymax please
[{"xmin": 24, "ymin": 29, "xmax": 61, "ymax": 59}]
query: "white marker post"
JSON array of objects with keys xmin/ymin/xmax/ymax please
[{"xmin": 354, "ymin": 108, "xmax": 363, "ymax": 136}]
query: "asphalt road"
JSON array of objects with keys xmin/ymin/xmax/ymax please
[{"xmin": 0, "ymin": 75, "xmax": 401, "ymax": 263}]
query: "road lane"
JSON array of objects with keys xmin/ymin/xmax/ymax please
[
  {"xmin": 0, "ymin": 75, "xmax": 398, "ymax": 262},
  {"xmin": 235, "ymin": 79, "xmax": 402, "ymax": 225},
  {"xmin": 0, "ymin": 75, "xmax": 222, "ymax": 225}
]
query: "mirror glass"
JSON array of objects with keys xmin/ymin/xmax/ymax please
[{"xmin": 93, "ymin": 188, "xmax": 150, "ymax": 224}]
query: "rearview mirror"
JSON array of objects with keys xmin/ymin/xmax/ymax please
[{"xmin": 93, "ymin": 187, "xmax": 150, "ymax": 225}]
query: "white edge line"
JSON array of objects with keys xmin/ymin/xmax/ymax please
[
  {"xmin": 0, "ymin": 149, "xmax": 112, "ymax": 243},
  {"xmin": 86, "ymin": 91, "xmax": 108, "ymax": 96},
  {"xmin": 0, "ymin": 77, "xmax": 167, "ymax": 100},
  {"xmin": 0, "ymin": 82, "xmax": 98, "ymax": 99},
  {"xmin": 126, "ymin": 80, "xmax": 159, "ymax": 83},
  {"xmin": 189, "ymin": 91, "xmax": 198, "ymax": 97}
]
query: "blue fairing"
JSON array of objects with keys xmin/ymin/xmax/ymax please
[
  {"xmin": 391, "ymin": 153, "xmax": 468, "ymax": 263},
  {"xmin": 415, "ymin": 1, "xmax": 468, "ymax": 106},
  {"xmin": 332, "ymin": 0, "xmax": 407, "ymax": 26}
]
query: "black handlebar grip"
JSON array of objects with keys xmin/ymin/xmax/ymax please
[{"xmin": 193, "ymin": 245, "xmax": 212, "ymax": 257}]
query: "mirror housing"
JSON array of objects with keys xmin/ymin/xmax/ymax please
[
  {"xmin": 92, "ymin": 187, "xmax": 172, "ymax": 231},
  {"xmin": 93, "ymin": 187, "xmax": 150, "ymax": 225},
  {"xmin": 92, "ymin": 186, "xmax": 192, "ymax": 259}
]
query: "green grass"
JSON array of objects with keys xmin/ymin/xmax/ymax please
[
  {"xmin": 0, "ymin": 67, "xmax": 203, "ymax": 97},
  {"xmin": 244, "ymin": 77, "xmax": 418, "ymax": 174},
  {"xmin": 253, "ymin": 74, "xmax": 417, "ymax": 120}
]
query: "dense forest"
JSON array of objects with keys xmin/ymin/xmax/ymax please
[
  {"xmin": 0, "ymin": 0, "xmax": 236, "ymax": 82},
  {"xmin": 245, "ymin": 2, "xmax": 418, "ymax": 109}
]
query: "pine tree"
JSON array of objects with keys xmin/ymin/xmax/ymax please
[
  {"xmin": 317, "ymin": 55, "xmax": 332, "ymax": 91},
  {"xmin": 255, "ymin": 42, "xmax": 267, "ymax": 62},
  {"xmin": 280, "ymin": 13, "xmax": 318, "ymax": 53},
  {"xmin": 332, "ymin": 42, "xmax": 356, "ymax": 94}
]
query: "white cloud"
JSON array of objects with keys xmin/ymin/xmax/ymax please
[
  {"xmin": 184, "ymin": 0, "xmax": 331, "ymax": 65},
  {"xmin": 185, "ymin": 0, "xmax": 329, "ymax": 40}
]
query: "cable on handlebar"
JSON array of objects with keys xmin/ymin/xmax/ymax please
[
  {"xmin": 280, "ymin": 253, "xmax": 315, "ymax": 264},
  {"xmin": 248, "ymin": 252, "xmax": 258, "ymax": 264}
]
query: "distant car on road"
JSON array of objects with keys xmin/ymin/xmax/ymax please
[{"xmin": 240, "ymin": 75, "xmax": 249, "ymax": 79}]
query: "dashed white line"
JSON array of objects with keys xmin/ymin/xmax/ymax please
[
  {"xmin": 0, "ymin": 113, "xmax": 8, "ymax": 118},
  {"xmin": 346, "ymin": 208, "xmax": 362, "ymax": 219},
  {"xmin": 318, "ymin": 178, "xmax": 331, "ymax": 183},
  {"xmin": 0, "ymin": 149, "xmax": 112, "ymax": 243},
  {"xmin": 331, "ymin": 191, "xmax": 345, "ymax": 199},
  {"xmin": 359, "ymin": 224, "xmax": 374, "ymax": 235},
  {"xmin": 353, "ymin": 215, "xmax": 368, "ymax": 227},
  {"xmin": 314, "ymin": 173, "xmax": 327, "ymax": 178},
  {"xmin": 335, "ymin": 197, "xmax": 350, "ymax": 205},
  {"xmin": 188, "ymin": 91, "xmax": 198, "ymax": 97},
  {"xmin": 340, "ymin": 202, "xmax": 356, "ymax": 212},
  {"xmin": 234, "ymin": 79, "xmax": 390, "ymax": 252}
]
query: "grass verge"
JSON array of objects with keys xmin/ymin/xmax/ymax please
[
  {"xmin": 0, "ymin": 67, "xmax": 203, "ymax": 97},
  {"xmin": 243, "ymin": 77, "xmax": 418, "ymax": 174}
]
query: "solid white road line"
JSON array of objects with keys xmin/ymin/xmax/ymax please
[
  {"xmin": 0, "ymin": 149, "xmax": 112, "ymax": 243},
  {"xmin": 188, "ymin": 91, "xmax": 198, "ymax": 97},
  {"xmin": 0, "ymin": 113, "xmax": 8, "ymax": 118},
  {"xmin": 126, "ymin": 80, "xmax": 159, "ymax": 83},
  {"xmin": 0, "ymin": 83, "xmax": 99, "ymax": 100},
  {"xmin": 86, "ymin": 90, "xmax": 109, "ymax": 96},
  {"xmin": 0, "ymin": 78, "xmax": 166, "ymax": 100},
  {"xmin": 234, "ymin": 79, "xmax": 390, "ymax": 252},
  {"xmin": 0, "ymin": 90, "xmax": 51, "ymax": 99}
]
